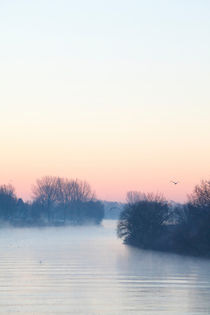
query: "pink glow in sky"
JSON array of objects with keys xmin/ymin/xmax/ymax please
[{"xmin": 1, "ymin": 1, "xmax": 210, "ymax": 202}]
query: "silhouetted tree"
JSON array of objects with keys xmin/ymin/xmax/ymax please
[
  {"xmin": 0, "ymin": 185, "xmax": 17, "ymax": 220},
  {"xmin": 29, "ymin": 199, "xmax": 45, "ymax": 223},
  {"xmin": 32, "ymin": 176, "xmax": 101, "ymax": 225},
  {"xmin": 86, "ymin": 201, "xmax": 104, "ymax": 224},
  {"xmin": 173, "ymin": 180, "xmax": 210, "ymax": 255},
  {"xmin": 55, "ymin": 178, "xmax": 95, "ymax": 222},
  {"xmin": 32, "ymin": 176, "xmax": 60, "ymax": 223},
  {"xmin": 188, "ymin": 180, "xmax": 210, "ymax": 208},
  {"xmin": 14, "ymin": 198, "xmax": 28, "ymax": 220},
  {"xmin": 72, "ymin": 200, "xmax": 104, "ymax": 225},
  {"xmin": 117, "ymin": 191, "xmax": 170, "ymax": 249}
]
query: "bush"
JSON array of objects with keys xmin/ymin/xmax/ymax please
[{"xmin": 117, "ymin": 192, "xmax": 170, "ymax": 249}]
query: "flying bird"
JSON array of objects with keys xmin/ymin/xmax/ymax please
[{"xmin": 170, "ymin": 181, "xmax": 179, "ymax": 185}]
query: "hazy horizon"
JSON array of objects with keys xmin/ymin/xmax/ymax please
[{"xmin": 0, "ymin": 177, "xmax": 190, "ymax": 204}]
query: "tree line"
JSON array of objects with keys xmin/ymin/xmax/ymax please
[
  {"xmin": 117, "ymin": 180, "xmax": 210, "ymax": 257},
  {"xmin": 0, "ymin": 176, "xmax": 104, "ymax": 226}
]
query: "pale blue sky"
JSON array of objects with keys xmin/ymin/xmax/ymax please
[{"xmin": 0, "ymin": 0, "xmax": 210, "ymax": 201}]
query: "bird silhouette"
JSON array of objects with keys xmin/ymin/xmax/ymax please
[{"xmin": 170, "ymin": 181, "xmax": 179, "ymax": 185}]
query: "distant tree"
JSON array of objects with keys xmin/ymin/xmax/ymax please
[
  {"xmin": 29, "ymin": 200, "xmax": 45, "ymax": 223},
  {"xmin": 70, "ymin": 179, "xmax": 95, "ymax": 202},
  {"xmin": 117, "ymin": 191, "xmax": 170, "ymax": 249},
  {"xmin": 103, "ymin": 201, "xmax": 124, "ymax": 219},
  {"xmin": 52, "ymin": 178, "xmax": 95, "ymax": 222},
  {"xmin": 0, "ymin": 184, "xmax": 17, "ymax": 220},
  {"xmin": 15, "ymin": 198, "xmax": 28, "ymax": 220},
  {"xmin": 32, "ymin": 176, "xmax": 60, "ymax": 223},
  {"xmin": 32, "ymin": 176, "xmax": 99, "ymax": 224},
  {"xmin": 88, "ymin": 200, "xmax": 104, "ymax": 224},
  {"xmin": 75, "ymin": 200, "xmax": 104, "ymax": 225}
]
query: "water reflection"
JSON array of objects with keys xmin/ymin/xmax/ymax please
[{"xmin": 0, "ymin": 220, "xmax": 209, "ymax": 314}]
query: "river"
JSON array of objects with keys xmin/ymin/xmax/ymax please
[{"xmin": 0, "ymin": 220, "xmax": 209, "ymax": 314}]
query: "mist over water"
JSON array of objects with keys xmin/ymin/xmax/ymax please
[{"xmin": 0, "ymin": 220, "xmax": 210, "ymax": 314}]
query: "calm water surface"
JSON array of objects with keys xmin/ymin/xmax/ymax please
[{"xmin": 0, "ymin": 220, "xmax": 210, "ymax": 314}]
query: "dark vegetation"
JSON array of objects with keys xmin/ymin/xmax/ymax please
[
  {"xmin": 0, "ymin": 176, "xmax": 104, "ymax": 226},
  {"xmin": 117, "ymin": 181, "xmax": 210, "ymax": 257}
]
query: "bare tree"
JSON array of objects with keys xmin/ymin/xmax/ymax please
[
  {"xmin": 32, "ymin": 176, "xmax": 60, "ymax": 222},
  {"xmin": 73, "ymin": 179, "xmax": 95, "ymax": 202},
  {"xmin": 126, "ymin": 191, "xmax": 166, "ymax": 204},
  {"xmin": 188, "ymin": 180, "xmax": 210, "ymax": 208},
  {"xmin": 32, "ymin": 176, "xmax": 95, "ymax": 223}
]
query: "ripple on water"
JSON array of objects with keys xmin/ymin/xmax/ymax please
[{"xmin": 0, "ymin": 220, "xmax": 210, "ymax": 314}]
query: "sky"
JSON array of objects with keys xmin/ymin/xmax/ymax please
[{"xmin": 0, "ymin": 0, "xmax": 210, "ymax": 202}]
